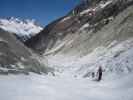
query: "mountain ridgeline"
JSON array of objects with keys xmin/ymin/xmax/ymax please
[{"xmin": 25, "ymin": 0, "xmax": 133, "ymax": 56}]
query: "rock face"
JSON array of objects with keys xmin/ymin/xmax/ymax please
[
  {"xmin": 25, "ymin": 0, "xmax": 133, "ymax": 56},
  {"xmin": 0, "ymin": 29, "xmax": 49, "ymax": 75}
]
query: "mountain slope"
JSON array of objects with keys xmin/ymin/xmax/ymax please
[
  {"xmin": 0, "ymin": 28, "xmax": 50, "ymax": 75},
  {"xmin": 25, "ymin": 0, "xmax": 133, "ymax": 77},
  {"xmin": 25, "ymin": 0, "xmax": 133, "ymax": 54}
]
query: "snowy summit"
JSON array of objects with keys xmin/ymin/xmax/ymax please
[{"xmin": 0, "ymin": 17, "xmax": 43, "ymax": 36}]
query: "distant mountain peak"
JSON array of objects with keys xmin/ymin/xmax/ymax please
[{"xmin": 0, "ymin": 17, "xmax": 43, "ymax": 38}]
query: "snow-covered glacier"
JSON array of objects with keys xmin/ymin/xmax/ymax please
[{"xmin": 0, "ymin": 0, "xmax": 133, "ymax": 100}]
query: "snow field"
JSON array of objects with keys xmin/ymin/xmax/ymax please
[{"xmin": 0, "ymin": 73, "xmax": 133, "ymax": 100}]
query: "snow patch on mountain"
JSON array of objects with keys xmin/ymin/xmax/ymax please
[
  {"xmin": 0, "ymin": 17, "xmax": 43, "ymax": 36},
  {"xmin": 61, "ymin": 16, "xmax": 71, "ymax": 22},
  {"xmin": 99, "ymin": 0, "xmax": 113, "ymax": 8}
]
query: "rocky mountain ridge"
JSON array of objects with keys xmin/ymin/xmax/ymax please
[
  {"xmin": 0, "ymin": 28, "xmax": 50, "ymax": 75},
  {"xmin": 25, "ymin": 0, "xmax": 133, "ymax": 55}
]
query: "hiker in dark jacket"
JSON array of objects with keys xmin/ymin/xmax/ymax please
[{"xmin": 97, "ymin": 66, "xmax": 103, "ymax": 81}]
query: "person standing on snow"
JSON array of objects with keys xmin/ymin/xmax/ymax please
[{"xmin": 97, "ymin": 66, "xmax": 103, "ymax": 81}]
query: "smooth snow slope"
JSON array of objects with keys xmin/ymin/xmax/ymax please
[{"xmin": 0, "ymin": 73, "xmax": 133, "ymax": 100}]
